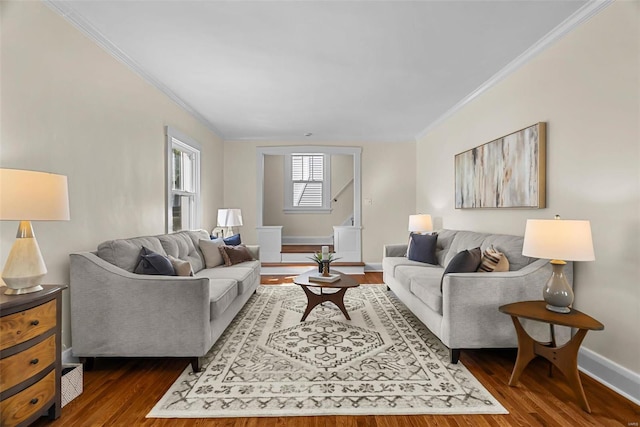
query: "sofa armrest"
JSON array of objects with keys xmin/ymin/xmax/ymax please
[
  {"xmin": 441, "ymin": 259, "xmax": 573, "ymax": 348},
  {"xmin": 384, "ymin": 244, "xmax": 408, "ymax": 258},
  {"xmin": 246, "ymin": 245, "xmax": 260, "ymax": 261},
  {"xmin": 70, "ymin": 252, "xmax": 212, "ymax": 357}
]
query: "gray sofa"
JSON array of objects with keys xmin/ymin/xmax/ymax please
[
  {"xmin": 70, "ymin": 230, "xmax": 260, "ymax": 372},
  {"xmin": 383, "ymin": 229, "xmax": 573, "ymax": 363}
]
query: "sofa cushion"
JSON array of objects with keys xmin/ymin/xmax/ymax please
[
  {"xmin": 481, "ymin": 234, "xmax": 531, "ymax": 271},
  {"xmin": 382, "ymin": 257, "xmax": 439, "ymax": 279},
  {"xmin": 410, "ymin": 272, "xmax": 445, "ymax": 314},
  {"xmin": 195, "ymin": 260, "xmax": 260, "ymax": 294},
  {"xmin": 168, "ymin": 255, "xmax": 194, "ymax": 276},
  {"xmin": 208, "ymin": 279, "xmax": 238, "ymax": 320},
  {"xmin": 223, "ymin": 233, "xmax": 242, "ymax": 246},
  {"xmin": 158, "ymin": 231, "xmax": 205, "ymax": 273},
  {"xmin": 98, "ymin": 236, "xmax": 167, "ymax": 272},
  {"xmin": 441, "ymin": 247, "xmax": 482, "ymax": 291},
  {"xmin": 443, "ymin": 231, "xmax": 487, "ymax": 267},
  {"xmin": 477, "ymin": 245, "xmax": 509, "ymax": 273},
  {"xmin": 407, "ymin": 233, "xmax": 438, "ymax": 265},
  {"xmin": 134, "ymin": 246, "xmax": 176, "ymax": 276},
  {"xmin": 219, "ymin": 244, "xmax": 254, "ymax": 266},
  {"xmin": 395, "ymin": 264, "xmax": 444, "ymax": 291},
  {"xmin": 199, "ymin": 238, "xmax": 225, "ymax": 268}
]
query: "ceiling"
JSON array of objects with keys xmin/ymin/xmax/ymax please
[{"xmin": 49, "ymin": 1, "xmax": 591, "ymax": 142}]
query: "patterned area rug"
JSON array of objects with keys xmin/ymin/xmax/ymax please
[{"xmin": 148, "ymin": 284, "xmax": 507, "ymax": 418}]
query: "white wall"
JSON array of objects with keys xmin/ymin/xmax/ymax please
[
  {"xmin": 263, "ymin": 154, "xmax": 354, "ymax": 237},
  {"xmin": 416, "ymin": 1, "xmax": 639, "ymax": 373},
  {"xmin": 224, "ymin": 141, "xmax": 416, "ymax": 263},
  {"xmin": 0, "ymin": 2, "xmax": 224, "ymax": 349}
]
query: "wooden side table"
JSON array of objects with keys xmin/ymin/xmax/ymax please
[
  {"xmin": 499, "ymin": 300, "xmax": 604, "ymax": 413},
  {"xmin": 0, "ymin": 285, "xmax": 66, "ymax": 426}
]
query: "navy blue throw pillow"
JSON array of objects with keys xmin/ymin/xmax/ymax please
[
  {"xmin": 440, "ymin": 247, "xmax": 482, "ymax": 291},
  {"xmin": 407, "ymin": 233, "xmax": 438, "ymax": 265},
  {"xmin": 134, "ymin": 246, "xmax": 175, "ymax": 276},
  {"xmin": 223, "ymin": 233, "xmax": 242, "ymax": 246}
]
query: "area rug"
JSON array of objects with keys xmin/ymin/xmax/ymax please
[{"xmin": 148, "ymin": 284, "xmax": 507, "ymax": 418}]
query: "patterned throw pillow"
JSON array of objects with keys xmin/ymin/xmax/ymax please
[
  {"xmin": 218, "ymin": 244, "xmax": 254, "ymax": 266},
  {"xmin": 168, "ymin": 255, "xmax": 194, "ymax": 277},
  {"xmin": 477, "ymin": 245, "xmax": 510, "ymax": 273}
]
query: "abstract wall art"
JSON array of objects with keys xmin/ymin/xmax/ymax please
[{"xmin": 455, "ymin": 122, "xmax": 546, "ymax": 209}]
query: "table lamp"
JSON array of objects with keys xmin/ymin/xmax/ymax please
[
  {"xmin": 217, "ymin": 208, "xmax": 243, "ymax": 238},
  {"xmin": 408, "ymin": 214, "xmax": 433, "ymax": 234},
  {"xmin": 522, "ymin": 215, "xmax": 595, "ymax": 313},
  {"xmin": 0, "ymin": 169, "xmax": 70, "ymax": 295}
]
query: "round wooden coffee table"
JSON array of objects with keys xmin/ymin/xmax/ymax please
[{"xmin": 293, "ymin": 270, "xmax": 359, "ymax": 321}]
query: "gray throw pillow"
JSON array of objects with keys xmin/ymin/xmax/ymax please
[
  {"xmin": 134, "ymin": 246, "xmax": 175, "ymax": 275},
  {"xmin": 441, "ymin": 247, "xmax": 482, "ymax": 291},
  {"xmin": 199, "ymin": 238, "xmax": 225, "ymax": 268},
  {"xmin": 407, "ymin": 233, "xmax": 438, "ymax": 265}
]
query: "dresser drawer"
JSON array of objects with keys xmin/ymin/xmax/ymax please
[
  {"xmin": 0, "ymin": 369, "xmax": 55, "ymax": 427},
  {"xmin": 0, "ymin": 335, "xmax": 56, "ymax": 391},
  {"xmin": 0, "ymin": 300, "xmax": 56, "ymax": 351}
]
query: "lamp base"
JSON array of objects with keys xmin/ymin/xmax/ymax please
[
  {"xmin": 545, "ymin": 304, "xmax": 571, "ymax": 314},
  {"xmin": 4, "ymin": 285, "xmax": 44, "ymax": 295},
  {"xmin": 543, "ymin": 260, "xmax": 574, "ymax": 314}
]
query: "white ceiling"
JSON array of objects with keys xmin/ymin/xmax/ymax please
[{"xmin": 50, "ymin": 1, "xmax": 591, "ymax": 142}]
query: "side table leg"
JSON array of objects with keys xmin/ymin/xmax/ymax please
[{"xmin": 508, "ymin": 316, "xmax": 537, "ymax": 386}]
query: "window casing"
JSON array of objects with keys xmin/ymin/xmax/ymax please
[
  {"xmin": 284, "ymin": 153, "xmax": 331, "ymax": 213},
  {"xmin": 166, "ymin": 127, "xmax": 201, "ymax": 232}
]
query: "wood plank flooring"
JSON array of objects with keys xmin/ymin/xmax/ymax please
[{"xmin": 34, "ymin": 273, "xmax": 639, "ymax": 427}]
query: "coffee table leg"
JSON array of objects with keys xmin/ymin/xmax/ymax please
[
  {"xmin": 325, "ymin": 288, "xmax": 351, "ymax": 320},
  {"xmin": 300, "ymin": 286, "xmax": 323, "ymax": 321}
]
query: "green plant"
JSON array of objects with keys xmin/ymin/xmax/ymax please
[{"xmin": 307, "ymin": 252, "xmax": 341, "ymax": 263}]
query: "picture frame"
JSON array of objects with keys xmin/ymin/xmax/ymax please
[{"xmin": 455, "ymin": 122, "xmax": 546, "ymax": 209}]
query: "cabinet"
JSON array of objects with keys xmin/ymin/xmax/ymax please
[{"xmin": 0, "ymin": 286, "xmax": 65, "ymax": 427}]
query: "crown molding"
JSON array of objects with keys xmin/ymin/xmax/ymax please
[
  {"xmin": 43, "ymin": 0, "xmax": 224, "ymax": 139},
  {"xmin": 415, "ymin": 0, "xmax": 613, "ymax": 142}
]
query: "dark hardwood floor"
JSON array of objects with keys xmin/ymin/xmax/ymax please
[{"xmin": 35, "ymin": 273, "xmax": 639, "ymax": 427}]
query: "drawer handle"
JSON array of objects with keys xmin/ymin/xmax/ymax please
[
  {"xmin": 30, "ymin": 398, "xmax": 39, "ymax": 405},
  {"xmin": 30, "ymin": 358, "xmax": 39, "ymax": 365},
  {"xmin": 30, "ymin": 320, "xmax": 40, "ymax": 326}
]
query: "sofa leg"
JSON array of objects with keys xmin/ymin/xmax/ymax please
[
  {"xmin": 190, "ymin": 357, "xmax": 203, "ymax": 372},
  {"xmin": 386, "ymin": 285, "xmax": 390, "ymax": 291},
  {"xmin": 80, "ymin": 357, "xmax": 95, "ymax": 371},
  {"xmin": 449, "ymin": 348, "xmax": 461, "ymax": 364}
]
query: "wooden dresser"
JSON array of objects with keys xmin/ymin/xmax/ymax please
[{"xmin": 0, "ymin": 285, "xmax": 65, "ymax": 427}]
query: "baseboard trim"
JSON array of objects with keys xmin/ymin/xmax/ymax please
[
  {"xmin": 62, "ymin": 347, "xmax": 80, "ymax": 364},
  {"xmin": 578, "ymin": 347, "xmax": 640, "ymax": 405},
  {"xmin": 364, "ymin": 262, "xmax": 382, "ymax": 272}
]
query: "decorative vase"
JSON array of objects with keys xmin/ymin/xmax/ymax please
[{"xmin": 322, "ymin": 261, "xmax": 331, "ymax": 276}]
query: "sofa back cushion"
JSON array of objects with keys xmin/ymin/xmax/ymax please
[
  {"xmin": 441, "ymin": 230, "xmax": 534, "ymax": 271},
  {"xmin": 157, "ymin": 230, "xmax": 207, "ymax": 273},
  {"xmin": 97, "ymin": 236, "xmax": 167, "ymax": 272},
  {"xmin": 481, "ymin": 234, "xmax": 532, "ymax": 271},
  {"xmin": 434, "ymin": 229, "xmax": 458, "ymax": 266}
]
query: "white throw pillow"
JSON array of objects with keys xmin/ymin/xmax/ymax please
[
  {"xmin": 199, "ymin": 238, "xmax": 225, "ymax": 268},
  {"xmin": 168, "ymin": 255, "xmax": 194, "ymax": 276}
]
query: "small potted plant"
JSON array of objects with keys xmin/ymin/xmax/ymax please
[{"xmin": 308, "ymin": 252, "xmax": 341, "ymax": 274}]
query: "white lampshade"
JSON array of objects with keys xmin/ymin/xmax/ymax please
[
  {"xmin": 408, "ymin": 214, "xmax": 433, "ymax": 233},
  {"xmin": 217, "ymin": 208, "xmax": 243, "ymax": 227},
  {"xmin": 1, "ymin": 169, "xmax": 70, "ymax": 221},
  {"xmin": 523, "ymin": 219, "xmax": 595, "ymax": 261}
]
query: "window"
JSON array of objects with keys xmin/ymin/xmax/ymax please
[
  {"xmin": 166, "ymin": 127, "xmax": 201, "ymax": 232},
  {"xmin": 284, "ymin": 153, "xmax": 331, "ymax": 213}
]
